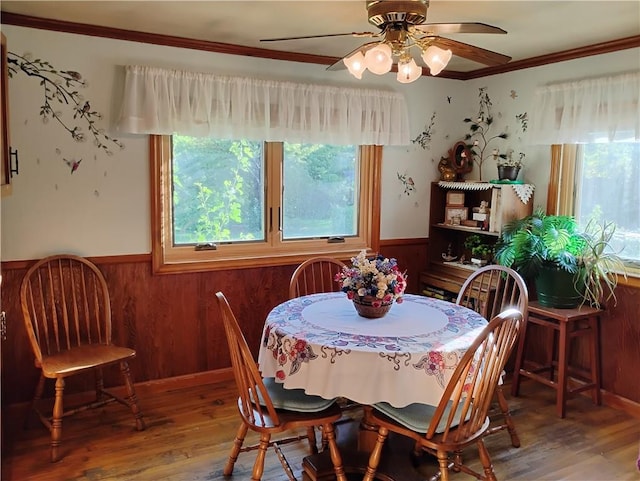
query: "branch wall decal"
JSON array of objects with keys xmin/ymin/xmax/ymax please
[{"xmin": 7, "ymin": 51, "xmax": 124, "ymax": 167}]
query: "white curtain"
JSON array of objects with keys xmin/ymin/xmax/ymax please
[
  {"xmin": 528, "ymin": 71, "xmax": 640, "ymax": 144},
  {"xmin": 116, "ymin": 65, "xmax": 411, "ymax": 146}
]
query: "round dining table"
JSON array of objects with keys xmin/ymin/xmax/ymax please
[{"xmin": 258, "ymin": 292, "xmax": 488, "ymax": 408}]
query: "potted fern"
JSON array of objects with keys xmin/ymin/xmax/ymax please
[{"xmin": 494, "ymin": 209, "xmax": 626, "ymax": 308}]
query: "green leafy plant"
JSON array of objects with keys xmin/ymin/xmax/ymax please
[
  {"xmin": 494, "ymin": 208, "xmax": 627, "ymax": 307},
  {"xmin": 464, "ymin": 234, "xmax": 494, "ymax": 260}
]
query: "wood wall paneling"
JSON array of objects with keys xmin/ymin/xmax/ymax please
[
  {"xmin": 2, "ymin": 242, "xmax": 639, "ymax": 413},
  {"xmin": 0, "ymin": 239, "xmax": 430, "ymax": 406}
]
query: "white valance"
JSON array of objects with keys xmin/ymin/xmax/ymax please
[
  {"xmin": 528, "ymin": 71, "xmax": 640, "ymax": 144},
  {"xmin": 116, "ymin": 65, "xmax": 411, "ymax": 146}
]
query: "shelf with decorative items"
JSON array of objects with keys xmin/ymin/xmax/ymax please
[{"xmin": 420, "ymin": 181, "xmax": 535, "ymax": 298}]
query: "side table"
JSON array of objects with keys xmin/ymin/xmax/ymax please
[{"xmin": 511, "ymin": 300, "xmax": 603, "ymax": 418}]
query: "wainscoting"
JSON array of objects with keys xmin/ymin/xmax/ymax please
[
  {"xmin": 0, "ymin": 239, "xmax": 428, "ymax": 407},
  {"xmin": 2, "ymin": 237, "xmax": 638, "ymax": 421}
]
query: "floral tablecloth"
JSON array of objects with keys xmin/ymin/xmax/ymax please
[{"xmin": 258, "ymin": 292, "xmax": 487, "ymax": 408}]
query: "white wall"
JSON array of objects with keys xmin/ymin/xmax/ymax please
[{"xmin": 1, "ymin": 24, "xmax": 638, "ymax": 260}]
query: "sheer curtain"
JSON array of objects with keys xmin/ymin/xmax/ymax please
[
  {"xmin": 116, "ymin": 65, "xmax": 411, "ymax": 146},
  {"xmin": 528, "ymin": 71, "xmax": 640, "ymax": 144}
]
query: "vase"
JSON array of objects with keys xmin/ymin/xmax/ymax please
[
  {"xmin": 352, "ymin": 296, "xmax": 393, "ymax": 319},
  {"xmin": 498, "ymin": 165, "xmax": 520, "ymax": 181}
]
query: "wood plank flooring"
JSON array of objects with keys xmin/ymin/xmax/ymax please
[{"xmin": 2, "ymin": 379, "xmax": 639, "ymax": 481}]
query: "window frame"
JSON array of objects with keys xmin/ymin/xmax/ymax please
[
  {"xmin": 150, "ymin": 135, "xmax": 381, "ymax": 274},
  {"xmin": 549, "ymin": 144, "xmax": 640, "ymax": 286}
]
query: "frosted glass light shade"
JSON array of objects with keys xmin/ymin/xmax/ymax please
[
  {"xmin": 343, "ymin": 51, "xmax": 367, "ymax": 79},
  {"xmin": 397, "ymin": 58, "xmax": 422, "ymax": 83},
  {"xmin": 422, "ymin": 46, "xmax": 452, "ymax": 76},
  {"xmin": 364, "ymin": 43, "xmax": 393, "ymax": 75}
]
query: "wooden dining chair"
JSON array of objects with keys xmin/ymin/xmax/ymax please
[
  {"xmin": 456, "ymin": 264, "xmax": 528, "ymax": 448},
  {"xmin": 363, "ymin": 308, "xmax": 524, "ymax": 481},
  {"xmin": 215, "ymin": 291, "xmax": 347, "ymax": 481},
  {"xmin": 289, "ymin": 257, "xmax": 346, "ymax": 299},
  {"xmin": 20, "ymin": 254, "xmax": 145, "ymax": 462}
]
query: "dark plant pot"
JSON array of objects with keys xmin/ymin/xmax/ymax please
[
  {"xmin": 535, "ymin": 264, "xmax": 586, "ymax": 308},
  {"xmin": 498, "ymin": 165, "xmax": 520, "ymax": 181}
]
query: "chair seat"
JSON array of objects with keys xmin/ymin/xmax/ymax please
[
  {"xmin": 373, "ymin": 400, "xmax": 470, "ymax": 434},
  {"xmin": 263, "ymin": 378, "xmax": 337, "ymax": 413},
  {"xmin": 41, "ymin": 344, "xmax": 136, "ymax": 378}
]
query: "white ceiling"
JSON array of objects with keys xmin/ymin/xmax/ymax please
[{"xmin": 1, "ymin": 1, "xmax": 639, "ymax": 73}]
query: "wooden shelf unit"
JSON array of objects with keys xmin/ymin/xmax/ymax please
[{"xmin": 421, "ymin": 182, "xmax": 534, "ymax": 298}]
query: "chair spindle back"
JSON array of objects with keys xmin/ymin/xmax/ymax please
[
  {"xmin": 216, "ymin": 291, "xmax": 280, "ymax": 428},
  {"xmin": 426, "ymin": 308, "xmax": 523, "ymax": 443},
  {"xmin": 20, "ymin": 254, "xmax": 112, "ymax": 364}
]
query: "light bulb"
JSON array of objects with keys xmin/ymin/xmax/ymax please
[
  {"xmin": 343, "ymin": 51, "xmax": 367, "ymax": 79},
  {"xmin": 421, "ymin": 45, "xmax": 452, "ymax": 76},
  {"xmin": 396, "ymin": 57, "xmax": 422, "ymax": 84},
  {"xmin": 364, "ymin": 43, "xmax": 393, "ymax": 75}
]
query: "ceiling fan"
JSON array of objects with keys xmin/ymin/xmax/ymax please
[{"xmin": 260, "ymin": 0, "xmax": 512, "ymax": 83}]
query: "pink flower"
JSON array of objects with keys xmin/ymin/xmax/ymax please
[{"xmin": 276, "ymin": 370, "xmax": 286, "ymax": 381}]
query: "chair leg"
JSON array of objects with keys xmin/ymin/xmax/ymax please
[
  {"xmin": 50, "ymin": 377, "xmax": 65, "ymax": 463},
  {"xmin": 477, "ymin": 440, "xmax": 497, "ymax": 481},
  {"xmin": 95, "ymin": 367, "xmax": 105, "ymax": 402},
  {"xmin": 306, "ymin": 426, "xmax": 318, "ymax": 454},
  {"xmin": 322, "ymin": 422, "xmax": 346, "ymax": 481},
  {"xmin": 436, "ymin": 450, "xmax": 450, "ymax": 481},
  {"xmin": 25, "ymin": 372, "xmax": 46, "ymax": 429},
  {"xmin": 251, "ymin": 432, "xmax": 271, "ymax": 481},
  {"xmin": 496, "ymin": 386, "xmax": 520, "ymax": 447},
  {"xmin": 363, "ymin": 426, "xmax": 388, "ymax": 481},
  {"xmin": 120, "ymin": 361, "xmax": 145, "ymax": 431},
  {"xmin": 224, "ymin": 422, "xmax": 248, "ymax": 476}
]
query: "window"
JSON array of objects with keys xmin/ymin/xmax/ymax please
[
  {"xmin": 551, "ymin": 140, "xmax": 640, "ymax": 275},
  {"xmin": 151, "ymin": 135, "xmax": 381, "ymax": 273},
  {"xmin": 574, "ymin": 140, "xmax": 640, "ymax": 269}
]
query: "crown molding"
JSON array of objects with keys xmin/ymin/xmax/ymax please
[{"xmin": 2, "ymin": 12, "xmax": 639, "ymax": 80}]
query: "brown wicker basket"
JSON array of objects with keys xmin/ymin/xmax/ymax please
[{"xmin": 352, "ymin": 296, "xmax": 393, "ymax": 319}]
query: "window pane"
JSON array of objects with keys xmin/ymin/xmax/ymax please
[
  {"xmin": 282, "ymin": 143, "xmax": 358, "ymax": 240},
  {"xmin": 576, "ymin": 141, "xmax": 640, "ymax": 265},
  {"xmin": 171, "ymin": 136, "xmax": 265, "ymax": 245}
]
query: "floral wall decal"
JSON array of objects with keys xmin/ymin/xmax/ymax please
[
  {"xmin": 412, "ymin": 111, "xmax": 437, "ymax": 150},
  {"xmin": 397, "ymin": 172, "xmax": 415, "ymax": 196},
  {"xmin": 463, "ymin": 87, "xmax": 509, "ymax": 181},
  {"xmin": 7, "ymin": 51, "xmax": 124, "ymax": 164}
]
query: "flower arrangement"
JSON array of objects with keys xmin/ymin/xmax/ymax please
[{"xmin": 335, "ymin": 250, "xmax": 406, "ymax": 306}]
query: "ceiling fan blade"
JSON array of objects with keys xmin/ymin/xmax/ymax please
[
  {"xmin": 326, "ymin": 41, "xmax": 380, "ymax": 71},
  {"xmin": 413, "ymin": 22, "xmax": 507, "ymax": 36},
  {"xmin": 261, "ymin": 32, "xmax": 376, "ymax": 42},
  {"xmin": 431, "ymin": 37, "xmax": 511, "ymax": 66}
]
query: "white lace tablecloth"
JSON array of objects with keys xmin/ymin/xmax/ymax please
[{"xmin": 258, "ymin": 292, "xmax": 487, "ymax": 408}]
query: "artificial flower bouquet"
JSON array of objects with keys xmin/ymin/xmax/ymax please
[{"xmin": 335, "ymin": 250, "xmax": 406, "ymax": 306}]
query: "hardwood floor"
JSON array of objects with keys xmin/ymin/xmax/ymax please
[{"xmin": 2, "ymin": 379, "xmax": 639, "ymax": 481}]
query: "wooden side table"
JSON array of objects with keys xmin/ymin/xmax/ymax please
[{"xmin": 511, "ymin": 300, "xmax": 603, "ymax": 418}]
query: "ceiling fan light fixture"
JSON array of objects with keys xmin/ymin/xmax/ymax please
[
  {"xmin": 422, "ymin": 45, "xmax": 452, "ymax": 76},
  {"xmin": 344, "ymin": 51, "xmax": 367, "ymax": 79},
  {"xmin": 364, "ymin": 43, "xmax": 393, "ymax": 75},
  {"xmin": 396, "ymin": 57, "xmax": 422, "ymax": 83}
]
